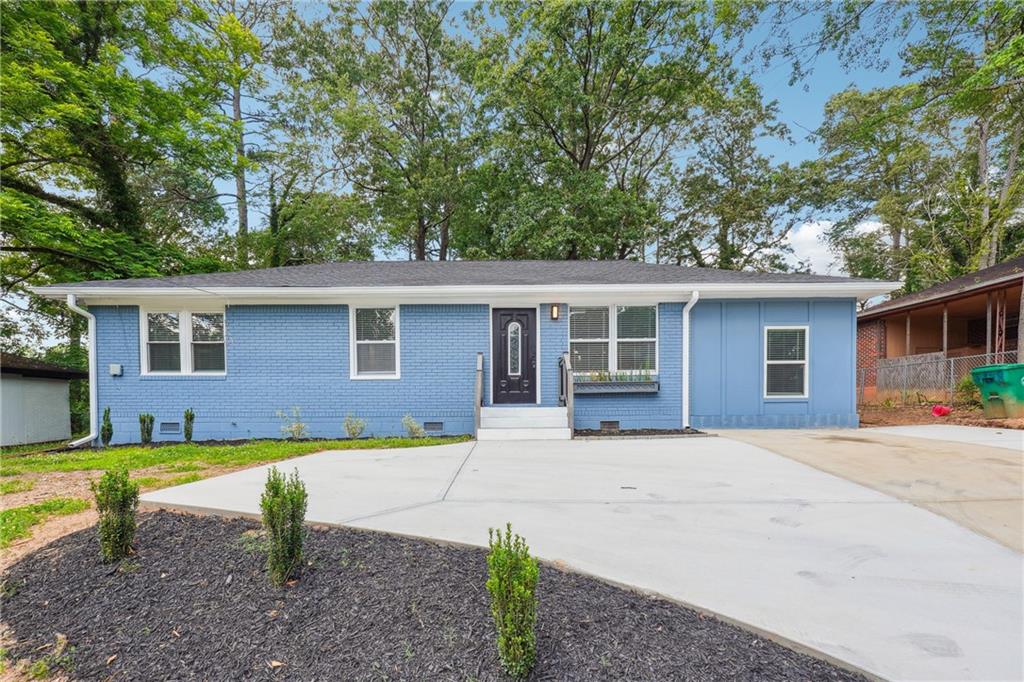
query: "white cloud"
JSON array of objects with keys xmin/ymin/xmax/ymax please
[{"xmin": 786, "ymin": 220, "xmax": 842, "ymax": 274}]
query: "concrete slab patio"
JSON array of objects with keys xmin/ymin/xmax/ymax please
[
  {"xmin": 722, "ymin": 426, "xmax": 1024, "ymax": 552},
  {"xmin": 142, "ymin": 437, "xmax": 1023, "ymax": 682}
]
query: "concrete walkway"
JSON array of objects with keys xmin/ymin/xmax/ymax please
[
  {"xmin": 865, "ymin": 424, "xmax": 1024, "ymax": 451},
  {"xmin": 142, "ymin": 437, "xmax": 1023, "ymax": 682}
]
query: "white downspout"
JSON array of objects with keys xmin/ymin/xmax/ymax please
[
  {"xmin": 66, "ymin": 294, "xmax": 98, "ymax": 448},
  {"xmin": 682, "ymin": 290, "xmax": 700, "ymax": 429}
]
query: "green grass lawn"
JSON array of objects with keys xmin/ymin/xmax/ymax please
[
  {"xmin": 0, "ymin": 440, "xmax": 71, "ymax": 458},
  {"xmin": 0, "ymin": 498, "xmax": 91, "ymax": 548},
  {"xmin": 0, "ymin": 479, "xmax": 35, "ymax": 496},
  {"xmin": 0, "ymin": 436, "xmax": 469, "ymax": 477}
]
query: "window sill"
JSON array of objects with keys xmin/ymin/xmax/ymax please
[
  {"xmin": 350, "ymin": 374, "xmax": 401, "ymax": 381},
  {"xmin": 763, "ymin": 396, "xmax": 809, "ymax": 402},
  {"xmin": 141, "ymin": 373, "xmax": 227, "ymax": 380}
]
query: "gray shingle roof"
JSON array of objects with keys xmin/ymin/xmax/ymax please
[
  {"xmin": 859, "ymin": 255, "xmax": 1024, "ymax": 319},
  {"xmin": 41, "ymin": 260, "xmax": 873, "ymax": 289}
]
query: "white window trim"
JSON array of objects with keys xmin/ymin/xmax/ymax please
[
  {"xmin": 763, "ymin": 325, "xmax": 809, "ymax": 399},
  {"xmin": 139, "ymin": 307, "xmax": 227, "ymax": 376},
  {"xmin": 568, "ymin": 304, "xmax": 659, "ymax": 375},
  {"xmin": 349, "ymin": 305, "xmax": 401, "ymax": 380}
]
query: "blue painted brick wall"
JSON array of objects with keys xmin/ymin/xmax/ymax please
[
  {"xmin": 94, "ymin": 304, "xmax": 489, "ymax": 443},
  {"xmin": 572, "ymin": 303, "xmax": 684, "ymax": 430},
  {"xmin": 91, "ymin": 297, "xmax": 858, "ymax": 443}
]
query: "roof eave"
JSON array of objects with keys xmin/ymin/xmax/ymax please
[{"xmin": 30, "ymin": 281, "xmax": 901, "ymax": 304}]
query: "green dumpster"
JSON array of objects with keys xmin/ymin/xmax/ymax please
[{"xmin": 970, "ymin": 363, "xmax": 1024, "ymax": 419}]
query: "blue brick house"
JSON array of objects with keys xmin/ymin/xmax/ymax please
[{"xmin": 34, "ymin": 261, "xmax": 897, "ymax": 444}]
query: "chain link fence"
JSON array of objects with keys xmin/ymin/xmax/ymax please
[{"xmin": 857, "ymin": 350, "xmax": 1018, "ymax": 405}]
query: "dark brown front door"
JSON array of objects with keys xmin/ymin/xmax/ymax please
[{"xmin": 492, "ymin": 308, "xmax": 536, "ymax": 404}]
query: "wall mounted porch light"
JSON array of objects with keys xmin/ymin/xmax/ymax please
[{"xmin": 550, "ymin": 304, "xmax": 560, "ymax": 320}]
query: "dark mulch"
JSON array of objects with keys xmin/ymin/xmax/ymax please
[
  {"xmin": 1, "ymin": 512, "xmax": 863, "ymax": 681},
  {"xmin": 575, "ymin": 427, "xmax": 706, "ymax": 438}
]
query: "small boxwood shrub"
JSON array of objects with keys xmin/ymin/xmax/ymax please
[
  {"xmin": 486, "ymin": 523, "xmax": 538, "ymax": 678},
  {"xmin": 100, "ymin": 407, "xmax": 113, "ymax": 447},
  {"xmin": 402, "ymin": 414, "xmax": 425, "ymax": 438},
  {"xmin": 343, "ymin": 414, "xmax": 366, "ymax": 439},
  {"xmin": 139, "ymin": 413, "xmax": 154, "ymax": 444},
  {"xmin": 92, "ymin": 468, "xmax": 139, "ymax": 562},
  {"xmin": 184, "ymin": 408, "xmax": 195, "ymax": 443},
  {"xmin": 260, "ymin": 466, "xmax": 308, "ymax": 585}
]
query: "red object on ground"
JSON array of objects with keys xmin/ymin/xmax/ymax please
[{"xmin": 931, "ymin": 405, "xmax": 952, "ymax": 417}]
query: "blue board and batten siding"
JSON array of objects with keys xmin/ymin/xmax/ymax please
[
  {"xmin": 689, "ymin": 299, "xmax": 859, "ymax": 428},
  {"xmin": 91, "ymin": 298, "xmax": 858, "ymax": 443}
]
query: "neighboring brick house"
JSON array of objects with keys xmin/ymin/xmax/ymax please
[
  {"xmin": 32, "ymin": 261, "xmax": 896, "ymax": 443},
  {"xmin": 856, "ymin": 256, "xmax": 1024, "ymax": 401}
]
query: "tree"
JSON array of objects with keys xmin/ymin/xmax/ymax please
[
  {"xmin": 658, "ymin": 80, "xmax": 808, "ymax": 271},
  {"xmin": 0, "ymin": 1, "xmax": 238, "ymax": 287},
  {"xmin": 1, "ymin": 0, "xmax": 240, "ymax": 356},
  {"xmin": 276, "ymin": 0, "xmax": 483, "ymax": 260},
  {"xmin": 769, "ymin": 0, "xmax": 1024, "ymax": 272},
  {"xmin": 465, "ymin": 0, "xmax": 757, "ymax": 260},
  {"xmin": 194, "ymin": 0, "xmax": 285, "ymax": 265}
]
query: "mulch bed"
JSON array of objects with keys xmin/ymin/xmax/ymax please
[
  {"xmin": 1, "ymin": 511, "xmax": 863, "ymax": 681},
  {"xmin": 574, "ymin": 427, "xmax": 707, "ymax": 438}
]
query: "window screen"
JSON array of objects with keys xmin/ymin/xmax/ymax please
[
  {"xmin": 570, "ymin": 307, "xmax": 610, "ymax": 371},
  {"xmin": 355, "ymin": 308, "xmax": 398, "ymax": 375},
  {"xmin": 765, "ymin": 327, "xmax": 807, "ymax": 397},
  {"xmin": 616, "ymin": 306, "xmax": 656, "ymax": 371},
  {"xmin": 147, "ymin": 313, "xmax": 181, "ymax": 372},
  {"xmin": 191, "ymin": 313, "xmax": 225, "ymax": 371}
]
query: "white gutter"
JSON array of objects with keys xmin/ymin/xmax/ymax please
[
  {"xmin": 65, "ymin": 294, "xmax": 97, "ymax": 448},
  {"xmin": 682, "ymin": 290, "xmax": 700, "ymax": 429}
]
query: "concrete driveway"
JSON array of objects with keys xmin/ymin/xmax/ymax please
[{"xmin": 142, "ymin": 437, "xmax": 1023, "ymax": 682}]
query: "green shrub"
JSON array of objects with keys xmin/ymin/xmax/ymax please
[
  {"xmin": 184, "ymin": 408, "xmax": 195, "ymax": 443},
  {"xmin": 343, "ymin": 414, "xmax": 366, "ymax": 439},
  {"xmin": 100, "ymin": 407, "xmax": 113, "ymax": 447},
  {"xmin": 138, "ymin": 413, "xmax": 154, "ymax": 444},
  {"xmin": 486, "ymin": 523, "xmax": 538, "ymax": 678},
  {"xmin": 402, "ymin": 414, "xmax": 425, "ymax": 438},
  {"xmin": 954, "ymin": 375, "xmax": 981, "ymax": 406},
  {"xmin": 260, "ymin": 466, "xmax": 308, "ymax": 585},
  {"xmin": 276, "ymin": 407, "xmax": 309, "ymax": 440},
  {"xmin": 92, "ymin": 468, "xmax": 139, "ymax": 562}
]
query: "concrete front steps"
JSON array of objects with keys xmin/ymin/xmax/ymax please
[{"xmin": 477, "ymin": 406, "xmax": 571, "ymax": 441}]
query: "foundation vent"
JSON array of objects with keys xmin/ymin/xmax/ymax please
[
  {"xmin": 423, "ymin": 421, "xmax": 444, "ymax": 433},
  {"xmin": 600, "ymin": 420, "xmax": 620, "ymax": 432},
  {"xmin": 159, "ymin": 422, "xmax": 181, "ymax": 434}
]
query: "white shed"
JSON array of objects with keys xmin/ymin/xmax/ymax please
[{"xmin": 1, "ymin": 352, "xmax": 87, "ymax": 446}]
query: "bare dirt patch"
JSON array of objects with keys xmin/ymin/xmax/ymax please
[{"xmin": 859, "ymin": 404, "xmax": 1024, "ymax": 429}]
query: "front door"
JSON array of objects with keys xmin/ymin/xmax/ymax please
[{"xmin": 492, "ymin": 308, "xmax": 536, "ymax": 404}]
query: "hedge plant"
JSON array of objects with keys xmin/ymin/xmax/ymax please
[
  {"xmin": 260, "ymin": 466, "xmax": 308, "ymax": 585},
  {"xmin": 139, "ymin": 413, "xmax": 154, "ymax": 444},
  {"xmin": 92, "ymin": 468, "xmax": 139, "ymax": 562},
  {"xmin": 184, "ymin": 408, "xmax": 195, "ymax": 443},
  {"xmin": 486, "ymin": 523, "xmax": 539, "ymax": 678},
  {"xmin": 100, "ymin": 407, "xmax": 113, "ymax": 447}
]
